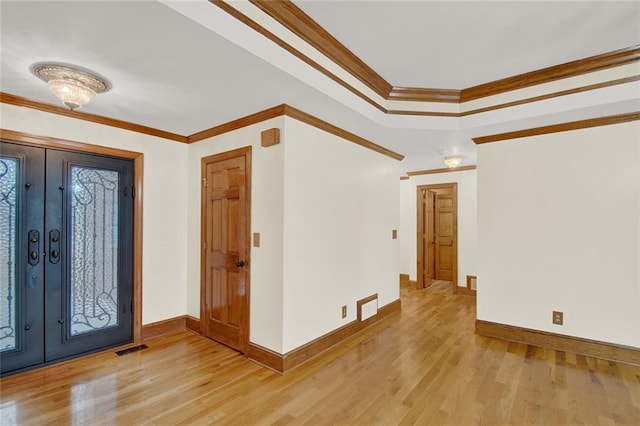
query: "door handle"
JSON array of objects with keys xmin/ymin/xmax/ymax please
[
  {"xmin": 235, "ymin": 260, "xmax": 245, "ymax": 268},
  {"xmin": 49, "ymin": 229, "xmax": 60, "ymax": 264},
  {"xmin": 28, "ymin": 230, "xmax": 39, "ymax": 266}
]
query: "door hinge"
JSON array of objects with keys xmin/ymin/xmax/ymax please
[
  {"xmin": 131, "ymin": 186, "xmax": 135, "ymax": 199},
  {"xmin": 202, "ymin": 178, "xmax": 208, "ymax": 188},
  {"xmin": 131, "ymin": 302, "xmax": 133, "ymax": 313},
  {"xmin": 202, "ymin": 240, "xmax": 206, "ymax": 250}
]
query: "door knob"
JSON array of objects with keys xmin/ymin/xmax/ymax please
[
  {"xmin": 235, "ymin": 260, "xmax": 245, "ymax": 268},
  {"xmin": 57, "ymin": 319, "xmax": 64, "ymax": 324},
  {"xmin": 24, "ymin": 325, "xmax": 31, "ymax": 331}
]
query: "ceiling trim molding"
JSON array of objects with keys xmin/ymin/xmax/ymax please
[
  {"xmin": 387, "ymin": 75, "xmax": 639, "ymax": 117},
  {"xmin": 406, "ymin": 165, "xmax": 477, "ymax": 176},
  {"xmin": 0, "ymin": 92, "xmax": 188, "ymax": 143},
  {"xmin": 473, "ymin": 112, "xmax": 640, "ymax": 144},
  {"xmin": 210, "ymin": 0, "xmax": 386, "ymax": 113},
  {"xmin": 461, "ymin": 75, "xmax": 640, "ymax": 117},
  {"xmin": 190, "ymin": 102, "xmax": 404, "ymax": 160},
  {"xmin": 249, "ymin": 0, "xmax": 392, "ymax": 98},
  {"xmin": 187, "ymin": 104, "xmax": 404, "ymax": 160},
  {"xmin": 386, "ymin": 110, "xmax": 461, "ymax": 118},
  {"xmin": 460, "ymin": 45, "xmax": 640, "ymax": 102},
  {"xmin": 210, "ymin": 2, "xmax": 639, "ymax": 116},
  {"xmin": 281, "ymin": 104, "xmax": 404, "ymax": 160},
  {"xmin": 239, "ymin": 2, "xmax": 640, "ymax": 104},
  {"xmin": 0, "ymin": 92, "xmax": 402, "ymax": 160},
  {"xmin": 388, "ymin": 87, "xmax": 461, "ymax": 103},
  {"xmin": 187, "ymin": 104, "xmax": 286, "ymax": 142}
]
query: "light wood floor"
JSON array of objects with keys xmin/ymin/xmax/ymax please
[{"xmin": 2, "ymin": 282, "xmax": 639, "ymax": 425}]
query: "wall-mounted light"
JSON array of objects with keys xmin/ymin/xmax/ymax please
[
  {"xmin": 443, "ymin": 155, "xmax": 464, "ymax": 168},
  {"xmin": 31, "ymin": 63, "xmax": 110, "ymax": 110}
]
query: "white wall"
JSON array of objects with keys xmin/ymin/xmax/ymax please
[
  {"xmin": 399, "ymin": 169, "xmax": 477, "ymax": 286},
  {"xmin": 187, "ymin": 117, "xmax": 286, "ymax": 353},
  {"xmin": 3, "ymin": 104, "xmax": 401, "ymax": 354},
  {"xmin": 1, "ymin": 103, "xmax": 189, "ymax": 324},
  {"xmin": 281, "ymin": 117, "xmax": 400, "ymax": 352},
  {"xmin": 477, "ymin": 121, "xmax": 640, "ymax": 347}
]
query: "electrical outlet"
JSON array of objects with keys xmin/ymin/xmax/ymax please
[
  {"xmin": 552, "ymin": 311, "xmax": 563, "ymax": 325},
  {"xmin": 341, "ymin": 305, "xmax": 347, "ymax": 319}
]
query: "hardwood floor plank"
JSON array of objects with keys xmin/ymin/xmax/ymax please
[{"xmin": 1, "ymin": 284, "xmax": 639, "ymax": 425}]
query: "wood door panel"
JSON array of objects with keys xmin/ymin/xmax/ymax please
[
  {"xmin": 207, "ymin": 320, "xmax": 240, "ymax": 349},
  {"xmin": 437, "ymin": 198, "xmax": 453, "ymax": 210},
  {"xmin": 438, "ymin": 245, "xmax": 454, "ymax": 268},
  {"xmin": 202, "ymin": 147, "xmax": 250, "ymax": 354},
  {"xmin": 227, "ymin": 272, "xmax": 244, "ymax": 327},
  {"xmin": 437, "ymin": 212, "xmax": 453, "ymax": 237},
  {"xmin": 228, "ymin": 199, "xmax": 240, "ymax": 253}
]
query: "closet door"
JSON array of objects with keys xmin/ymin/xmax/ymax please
[{"xmin": 0, "ymin": 142, "xmax": 134, "ymax": 375}]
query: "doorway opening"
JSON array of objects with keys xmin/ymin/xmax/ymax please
[
  {"xmin": 416, "ymin": 183, "xmax": 458, "ymax": 293},
  {"xmin": 200, "ymin": 147, "xmax": 251, "ymax": 354}
]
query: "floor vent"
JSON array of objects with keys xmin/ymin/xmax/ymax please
[{"xmin": 115, "ymin": 344, "xmax": 148, "ymax": 356}]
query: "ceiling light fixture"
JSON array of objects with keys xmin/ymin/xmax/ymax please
[
  {"xmin": 31, "ymin": 63, "xmax": 110, "ymax": 110},
  {"xmin": 443, "ymin": 155, "xmax": 464, "ymax": 168}
]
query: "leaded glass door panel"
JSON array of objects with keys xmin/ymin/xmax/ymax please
[
  {"xmin": 44, "ymin": 149, "xmax": 133, "ymax": 362},
  {"xmin": 0, "ymin": 142, "xmax": 134, "ymax": 376},
  {"xmin": 0, "ymin": 143, "xmax": 45, "ymax": 374}
]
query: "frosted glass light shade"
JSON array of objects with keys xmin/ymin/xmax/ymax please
[
  {"xmin": 443, "ymin": 155, "xmax": 463, "ymax": 168},
  {"xmin": 49, "ymin": 79, "xmax": 96, "ymax": 110}
]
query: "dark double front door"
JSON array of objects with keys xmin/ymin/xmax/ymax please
[{"xmin": 1, "ymin": 141, "xmax": 134, "ymax": 375}]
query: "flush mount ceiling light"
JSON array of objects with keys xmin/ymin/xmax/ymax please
[
  {"xmin": 31, "ymin": 63, "xmax": 111, "ymax": 110},
  {"xmin": 443, "ymin": 155, "xmax": 464, "ymax": 168}
]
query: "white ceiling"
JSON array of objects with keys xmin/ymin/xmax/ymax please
[
  {"xmin": 294, "ymin": 0, "xmax": 640, "ymax": 89},
  {"xmin": 1, "ymin": 1, "xmax": 639, "ymax": 173}
]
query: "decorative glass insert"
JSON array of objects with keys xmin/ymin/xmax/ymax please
[
  {"xmin": 0, "ymin": 157, "xmax": 18, "ymax": 351},
  {"xmin": 70, "ymin": 166, "xmax": 120, "ymax": 336}
]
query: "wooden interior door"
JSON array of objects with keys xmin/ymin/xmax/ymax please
[
  {"xmin": 435, "ymin": 193, "xmax": 454, "ymax": 281},
  {"xmin": 416, "ymin": 183, "xmax": 458, "ymax": 292},
  {"xmin": 201, "ymin": 147, "xmax": 250, "ymax": 353}
]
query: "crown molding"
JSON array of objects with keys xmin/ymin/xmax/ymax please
[
  {"xmin": 1, "ymin": 93, "xmax": 403, "ymax": 161},
  {"xmin": 406, "ymin": 165, "xmax": 477, "ymax": 176},
  {"xmin": 386, "ymin": 110, "xmax": 461, "ymax": 118},
  {"xmin": 460, "ymin": 75, "xmax": 640, "ymax": 116},
  {"xmin": 461, "ymin": 45, "xmax": 640, "ymax": 103},
  {"xmin": 223, "ymin": 1, "xmax": 640, "ymax": 108},
  {"xmin": 210, "ymin": 0, "xmax": 386, "ymax": 113},
  {"xmin": 473, "ymin": 112, "xmax": 640, "ymax": 144},
  {"xmin": 249, "ymin": 0, "xmax": 392, "ymax": 98},
  {"xmin": 0, "ymin": 92, "xmax": 188, "ymax": 143},
  {"xmin": 190, "ymin": 102, "xmax": 403, "ymax": 160},
  {"xmin": 281, "ymin": 104, "xmax": 404, "ymax": 160},
  {"xmin": 187, "ymin": 104, "xmax": 286, "ymax": 143},
  {"xmin": 388, "ymin": 87, "xmax": 461, "ymax": 103}
]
